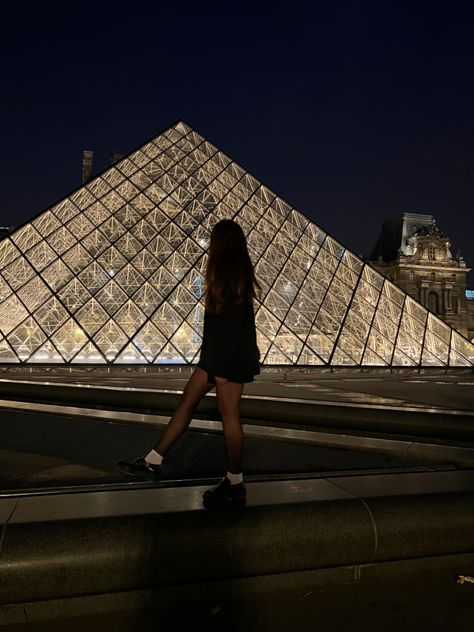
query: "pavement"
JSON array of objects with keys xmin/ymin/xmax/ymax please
[
  {"xmin": 0, "ymin": 365, "xmax": 473, "ymax": 630},
  {"xmin": 1, "ymin": 364, "xmax": 473, "ymax": 493},
  {"xmin": 1, "ymin": 364, "xmax": 473, "ymax": 411},
  {"xmin": 0, "ymin": 404, "xmax": 456, "ymax": 494}
]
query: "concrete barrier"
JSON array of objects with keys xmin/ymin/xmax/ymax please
[
  {"xmin": 0, "ymin": 379, "xmax": 473, "ymax": 442},
  {"xmin": 1, "ymin": 474, "xmax": 474, "ymax": 610}
]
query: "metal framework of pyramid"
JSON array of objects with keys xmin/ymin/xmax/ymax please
[{"xmin": 0, "ymin": 120, "xmax": 473, "ymax": 366}]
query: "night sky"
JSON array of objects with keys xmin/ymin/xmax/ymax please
[{"xmin": 2, "ymin": 4, "xmax": 474, "ymax": 283}]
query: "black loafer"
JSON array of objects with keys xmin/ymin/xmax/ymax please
[
  {"xmin": 203, "ymin": 477, "xmax": 246, "ymax": 508},
  {"xmin": 115, "ymin": 457, "xmax": 161, "ymax": 480}
]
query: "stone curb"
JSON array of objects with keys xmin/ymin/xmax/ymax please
[
  {"xmin": 0, "ymin": 379, "xmax": 473, "ymax": 442},
  {"xmin": 1, "ymin": 481, "xmax": 474, "ymax": 606}
]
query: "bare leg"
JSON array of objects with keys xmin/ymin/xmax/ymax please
[
  {"xmin": 215, "ymin": 377, "xmax": 244, "ymax": 474},
  {"xmin": 154, "ymin": 367, "xmax": 213, "ymax": 457}
]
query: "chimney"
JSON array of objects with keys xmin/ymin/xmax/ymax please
[
  {"xmin": 82, "ymin": 150, "xmax": 94, "ymax": 184},
  {"xmin": 110, "ymin": 149, "xmax": 125, "ymax": 165}
]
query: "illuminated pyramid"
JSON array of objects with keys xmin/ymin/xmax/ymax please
[{"xmin": 0, "ymin": 120, "xmax": 473, "ymax": 366}]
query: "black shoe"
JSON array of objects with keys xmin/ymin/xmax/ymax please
[
  {"xmin": 115, "ymin": 457, "xmax": 161, "ymax": 480},
  {"xmin": 203, "ymin": 477, "xmax": 246, "ymax": 508}
]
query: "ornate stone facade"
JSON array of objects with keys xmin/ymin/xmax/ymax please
[{"xmin": 370, "ymin": 213, "xmax": 471, "ymax": 339}]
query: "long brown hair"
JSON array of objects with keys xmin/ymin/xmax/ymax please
[{"xmin": 204, "ymin": 219, "xmax": 260, "ymax": 313}]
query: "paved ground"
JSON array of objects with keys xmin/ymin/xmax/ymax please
[
  {"xmin": 1, "ymin": 365, "xmax": 472, "ymax": 492},
  {"xmin": 1, "ymin": 365, "xmax": 473, "ymax": 411},
  {"xmin": 0, "ymin": 406, "xmax": 450, "ymax": 492},
  {"xmin": 3, "ymin": 561, "xmax": 473, "ymax": 631},
  {"xmin": 1, "ymin": 367, "xmax": 473, "ymax": 631}
]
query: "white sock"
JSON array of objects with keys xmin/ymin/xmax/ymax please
[
  {"xmin": 226, "ymin": 471, "xmax": 243, "ymax": 485},
  {"xmin": 145, "ymin": 449, "xmax": 163, "ymax": 465}
]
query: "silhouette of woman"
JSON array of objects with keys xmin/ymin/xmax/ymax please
[{"xmin": 116, "ymin": 219, "xmax": 260, "ymax": 506}]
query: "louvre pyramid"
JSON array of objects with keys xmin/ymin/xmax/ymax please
[{"xmin": 0, "ymin": 120, "xmax": 473, "ymax": 366}]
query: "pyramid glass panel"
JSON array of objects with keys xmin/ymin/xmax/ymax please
[
  {"xmin": 51, "ymin": 199, "xmax": 80, "ymax": 224},
  {"xmin": 170, "ymin": 321, "xmax": 201, "ymax": 362},
  {"xmin": 2, "ymin": 257, "xmax": 36, "ymax": 291},
  {"xmin": 46, "ymin": 226, "xmax": 77, "ymax": 256},
  {"xmin": 17, "ymin": 277, "xmax": 53, "ymax": 312},
  {"xmin": 58, "ymin": 278, "xmax": 92, "ymax": 312},
  {"xmin": 51, "ymin": 319, "xmax": 89, "ymax": 361},
  {"xmin": 94, "ymin": 320, "xmax": 129, "ymax": 360},
  {"xmin": 8, "ymin": 317, "xmax": 47, "ymax": 361},
  {"xmin": 71, "ymin": 341, "xmax": 106, "ymax": 364},
  {"xmin": 366, "ymin": 330, "xmax": 394, "ymax": 364},
  {"xmin": 83, "ymin": 201, "xmax": 110, "ymax": 227},
  {"xmin": 299, "ymin": 345, "xmax": 325, "ymax": 365},
  {"xmin": 115, "ymin": 342, "xmax": 148, "ymax": 364},
  {"xmin": 34, "ymin": 297, "xmax": 69, "ymax": 335},
  {"xmin": 62, "ymin": 244, "xmax": 93, "ymax": 274},
  {"xmin": 31, "ymin": 211, "xmax": 62, "ymax": 238},
  {"xmin": 113, "ymin": 301, "xmax": 146, "ymax": 337},
  {"xmin": 132, "ymin": 321, "xmax": 168, "ymax": 362},
  {"xmin": 29, "ymin": 341, "xmax": 64, "ymax": 363},
  {"xmin": 75, "ymin": 299, "xmax": 109, "ymax": 336},
  {"xmin": 95, "ymin": 281, "xmax": 129, "ymax": 316},
  {"xmin": 0, "ymin": 279, "xmax": 14, "ymax": 304},
  {"xmin": 0, "ymin": 121, "xmax": 473, "ymax": 366},
  {"xmin": 41, "ymin": 259, "xmax": 74, "ymax": 292},
  {"xmin": 11, "ymin": 224, "xmax": 42, "ymax": 252},
  {"xmin": 0, "ymin": 295, "xmax": 29, "ymax": 335},
  {"xmin": 70, "ymin": 188, "xmax": 97, "ymax": 211}
]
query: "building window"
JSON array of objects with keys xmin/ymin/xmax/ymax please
[
  {"xmin": 452, "ymin": 294, "xmax": 459, "ymax": 314},
  {"xmin": 430, "ymin": 272, "xmax": 436, "ymax": 282},
  {"xmin": 428, "ymin": 291, "xmax": 439, "ymax": 314},
  {"xmin": 409, "ymin": 270, "xmax": 414, "ymax": 281},
  {"xmin": 428, "ymin": 245, "xmax": 435, "ymax": 260},
  {"xmin": 451, "ymin": 274, "xmax": 456, "ymax": 282}
]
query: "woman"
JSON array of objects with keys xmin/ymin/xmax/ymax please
[{"xmin": 116, "ymin": 219, "xmax": 260, "ymax": 507}]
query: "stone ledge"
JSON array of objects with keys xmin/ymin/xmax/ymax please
[
  {"xmin": 1, "ymin": 484, "xmax": 474, "ymax": 606},
  {"xmin": 0, "ymin": 379, "xmax": 473, "ymax": 442}
]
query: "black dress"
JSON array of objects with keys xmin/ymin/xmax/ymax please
[{"xmin": 197, "ymin": 298, "xmax": 260, "ymax": 384}]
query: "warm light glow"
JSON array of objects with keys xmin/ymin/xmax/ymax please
[{"xmin": 0, "ymin": 121, "xmax": 472, "ymax": 366}]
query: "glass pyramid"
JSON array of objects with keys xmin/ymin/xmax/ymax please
[{"xmin": 0, "ymin": 120, "xmax": 473, "ymax": 366}]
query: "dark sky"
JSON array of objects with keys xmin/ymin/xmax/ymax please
[{"xmin": 2, "ymin": 4, "xmax": 474, "ymax": 283}]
